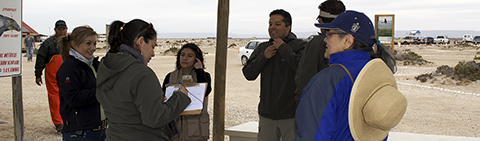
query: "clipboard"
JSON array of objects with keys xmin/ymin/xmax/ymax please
[{"xmin": 164, "ymin": 82, "xmax": 207, "ymax": 115}]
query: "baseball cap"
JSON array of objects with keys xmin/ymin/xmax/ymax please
[
  {"xmin": 315, "ymin": 10, "xmax": 375, "ymax": 46},
  {"xmin": 55, "ymin": 20, "xmax": 67, "ymax": 29}
]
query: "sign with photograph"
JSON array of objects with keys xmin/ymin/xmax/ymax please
[
  {"xmin": 0, "ymin": 0, "xmax": 22, "ymax": 77},
  {"xmin": 375, "ymin": 14, "xmax": 395, "ymax": 53}
]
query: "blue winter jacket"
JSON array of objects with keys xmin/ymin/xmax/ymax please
[{"xmin": 295, "ymin": 50, "xmax": 388, "ymax": 141}]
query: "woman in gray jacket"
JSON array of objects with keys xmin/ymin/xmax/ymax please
[{"xmin": 96, "ymin": 19, "xmax": 191, "ymax": 140}]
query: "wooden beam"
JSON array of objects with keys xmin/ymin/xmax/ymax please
[
  {"xmin": 214, "ymin": 0, "xmax": 229, "ymax": 140},
  {"xmin": 12, "ymin": 76, "xmax": 24, "ymax": 141}
]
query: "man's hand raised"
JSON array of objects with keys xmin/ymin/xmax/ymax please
[{"xmin": 264, "ymin": 45, "xmax": 277, "ymax": 59}]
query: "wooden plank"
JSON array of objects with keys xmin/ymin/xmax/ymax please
[
  {"xmin": 12, "ymin": 76, "xmax": 24, "ymax": 141},
  {"xmin": 214, "ymin": 0, "xmax": 229, "ymax": 140}
]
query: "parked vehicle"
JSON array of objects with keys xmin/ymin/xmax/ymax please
[
  {"xmin": 473, "ymin": 36, "xmax": 480, "ymax": 44},
  {"xmin": 413, "ymin": 36, "xmax": 424, "ymax": 45},
  {"xmin": 97, "ymin": 35, "xmax": 107, "ymax": 43},
  {"xmin": 394, "ymin": 36, "xmax": 415, "ymax": 45},
  {"xmin": 434, "ymin": 35, "xmax": 450, "ymax": 44},
  {"xmin": 463, "ymin": 34, "xmax": 474, "ymax": 43},
  {"xmin": 422, "ymin": 37, "xmax": 434, "ymax": 44},
  {"xmin": 238, "ymin": 40, "xmax": 268, "ymax": 65}
]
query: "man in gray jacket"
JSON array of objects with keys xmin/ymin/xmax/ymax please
[{"xmin": 242, "ymin": 9, "xmax": 306, "ymax": 141}]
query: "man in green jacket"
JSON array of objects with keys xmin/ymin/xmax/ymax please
[
  {"xmin": 294, "ymin": 0, "xmax": 346, "ymax": 108},
  {"xmin": 34, "ymin": 20, "xmax": 67, "ymax": 132},
  {"xmin": 242, "ymin": 9, "xmax": 306, "ymax": 141}
]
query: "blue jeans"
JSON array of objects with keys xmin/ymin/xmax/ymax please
[
  {"xmin": 26, "ymin": 46, "xmax": 33, "ymax": 61},
  {"xmin": 62, "ymin": 129, "xmax": 106, "ymax": 141}
]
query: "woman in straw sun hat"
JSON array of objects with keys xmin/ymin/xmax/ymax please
[{"xmin": 294, "ymin": 10, "xmax": 407, "ymax": 141}]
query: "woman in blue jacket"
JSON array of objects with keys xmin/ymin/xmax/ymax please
[
  {"xmin": 56, "ymin": 26, "xmax": 106, "ymax": 141},
  {"xmin": 294, "ymin": 10, "xmax": 396, "ymax": 141}
]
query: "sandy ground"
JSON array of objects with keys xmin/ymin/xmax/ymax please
[{"xmin": 0, "ymin": 39, "xmax": 479, "ymax": 140}]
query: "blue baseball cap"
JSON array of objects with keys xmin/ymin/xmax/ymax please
[{"xmin": 315, "ymin": 10, "xmax": 375, "ymax": 46}]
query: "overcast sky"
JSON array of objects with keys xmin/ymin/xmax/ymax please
[{"xmin": 22, "ymin": 0, "xmax": 480, "ymax": 38}]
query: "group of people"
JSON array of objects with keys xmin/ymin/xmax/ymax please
[
  {"xmin": 242, "ymin": 0, "xmax": 406, "ymax": 141},
  {"xmin": 35, "ymin": 19, "xmax": 212, "ymax": 140},
  {"xmin": 32, "ymin": 0, "xmax": 407, "ymax": 140}
]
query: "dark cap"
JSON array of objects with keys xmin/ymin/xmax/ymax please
[
  {"xmin": 315, "ymin": 10, "xmax": 375, "ymax": 46},
  {"xmin": 55, "ymin": 20, "xmax": 67, "ymax": 29}
]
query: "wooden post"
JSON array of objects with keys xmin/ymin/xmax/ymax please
[
  {"xmin": 12, "ymin": 76, "xmax": 24, "ymax": 141},
  {"xmin": 214, "ymin": 0, "xmax": 229, "ymax": 140}
]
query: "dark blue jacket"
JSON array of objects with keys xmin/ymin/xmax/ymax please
[
  {"xmin": 295, "ymin": 50, "xmax": 378, "ymax": 141},
  {"xmin": 57, "ymin": 55, "xmax": 101, "ymax": 133}
]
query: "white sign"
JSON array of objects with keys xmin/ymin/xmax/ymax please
[{"xmin": 0, "ymin": 0, "xmax": 22, "ymax": 77}]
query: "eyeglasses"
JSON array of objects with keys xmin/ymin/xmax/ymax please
[
  {"xmin": 316, "ymin": 15, "xmax": 322, "ymax": 23},
  {"xmin": 325, "ymin": 32, "xmax": 346, "ymax": 38}
]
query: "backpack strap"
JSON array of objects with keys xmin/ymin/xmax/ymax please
[{"xmin": 330, "ymin": 63, "xmax": 354, "ymax": 83}]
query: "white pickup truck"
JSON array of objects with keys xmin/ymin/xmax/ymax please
[{"xmin": 434, "ymin": 35, "xmax": 449, "ymax": 44}]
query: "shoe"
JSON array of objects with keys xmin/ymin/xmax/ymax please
[{"xmin": 55, "ymin": 124, "xmax": 63, "ymax": 132}]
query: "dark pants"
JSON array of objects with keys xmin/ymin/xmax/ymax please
[{"xmin": 62, "ymin": 129, "xmax": 106, "ymax": 141}]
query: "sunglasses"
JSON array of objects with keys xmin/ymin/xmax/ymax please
[{"xmin": 325, "ymin": 32, "xmax": 346, "ymax": 38}]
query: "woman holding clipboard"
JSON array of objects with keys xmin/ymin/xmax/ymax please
[{"xmin": 162, "ymin": 43, "xmax": 212, "ymax": 141}]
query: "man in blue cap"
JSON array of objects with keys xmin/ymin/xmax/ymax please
[{"xmin": 35, "ymin": 19, "xmax": 67, "ymax": 132}]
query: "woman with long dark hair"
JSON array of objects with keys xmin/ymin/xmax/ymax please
[{"xmin": 162, "ymin": 43, "xmax": 212, "ymax": 141}]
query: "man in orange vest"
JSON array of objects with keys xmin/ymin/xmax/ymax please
[{"xmin": 34, "ymin": 20, "xmax": 67, "ymax": 132}]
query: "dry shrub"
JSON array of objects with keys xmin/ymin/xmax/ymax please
[
  {"xmin": 453, "ymin": 61, "xmax": 480, "ymax": 81},
  {"xmin": 395, "ymin": 51, "xmax": 433, "ymax": 66},
  {"xmin": 416, "ymin": 61, "xmax": 480, "ymax": 85},
  {"xmin": 163, "ymin": 47, "xmax": 178, "ymax": 56}
]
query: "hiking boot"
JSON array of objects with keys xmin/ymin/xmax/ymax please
[{"xmin": 55, "ymin": 124, "xmax": 63, "ymax": 132}]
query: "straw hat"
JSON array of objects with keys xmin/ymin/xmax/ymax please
[{"xmin": 349, "ymin": 58, "xmax": 407, "ymax": 141}]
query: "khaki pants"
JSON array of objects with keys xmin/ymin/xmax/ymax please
[{"xmin": 258, "ymin": 115, "xmax": 295, "ymax": 141}]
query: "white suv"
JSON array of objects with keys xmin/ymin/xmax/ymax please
[{"xmin": 238, "ymin": 40, "xmax": 268, "ymax": 65}]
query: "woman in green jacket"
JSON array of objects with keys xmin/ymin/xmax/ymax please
[{"xmin": 96, "ymin": 19, "xmax": 191, "ymax": 140}]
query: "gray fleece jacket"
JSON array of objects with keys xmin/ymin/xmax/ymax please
[{"xmin": 96, "ymin": 49, "xmax": 191, "ymax": 140}]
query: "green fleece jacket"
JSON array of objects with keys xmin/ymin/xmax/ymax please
[
  {"xmin": 242, "ymin": 33, "xmax": 306, "ymax": 120},
  {"xmin": 96, "ymin": 52, "xmax": 191, "ymax": 140}
]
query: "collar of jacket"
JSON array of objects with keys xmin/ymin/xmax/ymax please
[
  {"xmin": 118, "ymin": 44, "xmax": 145, "ymax": 64},
  {"xmin": 269, "ymin": 32, "xmax": 298, "ymax": 43},
  {"xmin": 69, "ymin": 48, "xmax": 94, "ymax": 65},
  {"xmin": 328, "ymin": 50, "xmax": 370, "ymax": 65}
]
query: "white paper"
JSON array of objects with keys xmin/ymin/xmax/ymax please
[{"xmin": 165, "ymin": 83, "xmax": 206, "ymax": 111}]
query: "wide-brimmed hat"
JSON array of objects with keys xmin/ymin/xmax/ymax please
[
  {"xmin": 349, "ymin": 58, "xmax": 407, "ymax": 140},
  {"xmin": 314, "ymin": 10, "xmax": 375, "ymax": 47}
]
